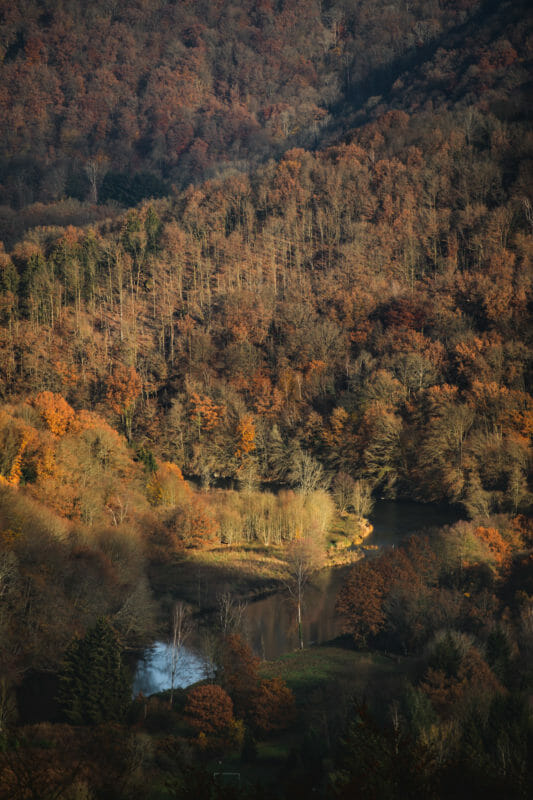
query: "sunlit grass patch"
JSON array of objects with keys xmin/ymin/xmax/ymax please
[{"xmin": 185, "ymin": 545, "xmax": 289, "ymax": 583}]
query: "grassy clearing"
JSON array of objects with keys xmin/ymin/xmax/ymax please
[
  {"xmin": 186, "ymin": 545, "xmax": 288, "ymax": 583},
  {"xmin": 261, "ymin": 644, "xmax": 418, "ymax": 711},
  {"xmin": 187, "ymin": 541, "xmax": 362, "ymax": 583},
  {"xmin": 149, "ymin": 545, "xmax": 289, "ymax": 610},
  {"xmin": 328, "ymin": 514, "xmax": 356, "ymax": 541},
  {"xmin": 150, "ymin": 538, "xmax": 362, "ymax": 610}
]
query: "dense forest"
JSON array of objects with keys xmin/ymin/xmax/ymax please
[
  {"xmin": 1, "ymin": 0, "xmax": 504, "ymax": 207},
  {"xmin": 0, "ymin": 0, "xmax": 532, "ymax": 797}
]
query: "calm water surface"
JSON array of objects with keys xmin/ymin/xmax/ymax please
[
  {"xmin": 367, "ymin": 499, "xmax": 461, "ymax": 548},
  {"xmin": 132, "ymin": 641, "xmax": 206, "ymax": 695},
  {"xmin": 133, "ymin": 500, "xmax": 461, "ymax": 694}
]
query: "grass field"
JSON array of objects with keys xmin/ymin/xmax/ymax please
[{"xmin": 261, "ymin": 644, "xmax": 417, "ymax": 711}]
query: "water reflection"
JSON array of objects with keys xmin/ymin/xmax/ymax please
[
  {"xmin": 244, "ymin": 568, "xmax": 348, "ymax": 659},
  {"xmin": 133, "ymin": 642, "xmax": 205, "ymax": 696},
  {"xmin": 134, "ymin": 569, "xmax": 349, "ymax": 695},
  {"xmin": 367, "ymin": 500, "xmax": 461, "ymax": 548},
  {"xmin": 238, "ymin": 501, "xmax": 461, "ymax": 659}
]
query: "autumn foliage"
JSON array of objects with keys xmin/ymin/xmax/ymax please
[
  {"xmin": 33, "ymin": 391, "xmax": 75, "ymax": 436},
  {"xmin": 216, "ymin": 634, "xmax": 295, "ymax": 734},
  {"xmin": 473, "ymin": 526, "xmax": 511, "ymax": 567},
  {"xmin": 184, "ymin": 684, "xmax": 235, "ymax": 737},
  {"xmin": 250, "ymin": 677, "xmax": 296, "ymax": 735},
  {"xmin": 106, "ymin": 366, "xmax": 142, "ymax": 441},
  {"xmin": 0, "ymin": 2, "xmax": 531, "ymax": 796},
  {"xmin": 336, "ymin": 559, "xmax": 387, "ymax": 646},
  {"xmin": 420, "ymin": 637, "xmax": 504, "ymax": 718}
]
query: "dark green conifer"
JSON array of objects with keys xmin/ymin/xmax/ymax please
[{"xmin": 58, "ymin": 618, "xmax": 131, "ymax": 725}]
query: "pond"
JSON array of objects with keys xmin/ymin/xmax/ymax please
[
  {"xmin": 132, "ymin": 565, "xmax": 352, "ymax": 696},
  {"xmin": 132, "ymin": 641, "xmax": 207, "ymax": 696},
  {"xmin": 133, "ymin": 500, "xmax": 462, "ymax": 695}
]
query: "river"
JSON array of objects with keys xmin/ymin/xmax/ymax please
[{"xmin": 133, "ymin": 500, "xmax": 461, "ymax": 695}]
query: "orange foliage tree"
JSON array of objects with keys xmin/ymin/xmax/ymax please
[
  {"xmin": 420, "ymin": 645, "xmax": 503, "ymax": 719},
  {"xmin": 216, "ymin": 634, "xmax": 295, "ymax": 734},
  {"xmin": 185, "ymin": 684, "xmax": 235, "ymax": 737},
  {"xmin": 234, "ymin": 414, "xmax": 256, "ymax": 461},
  {"xmin": 184, "ymin": 684, "xmax": 242, "ymax": 752},
  {"xmin": 336, "ymin": 559, "xmax": 386, "ymax": 646},
  {"xmin": 188, "ymin": 391, "xmax": 225, "ymax": 441},
  {"xmin": 146, "ymin": 462, "xmax": 190, "ymax": 507},
  {"xmin": 217, "ymin": 634, "xmax": 260, "ymax": 719},
  {"xmin": 250, "ymin": 677, "xmax": 296, "ymax": 735},
  {"xmin": 106, "ymin": 366, "xmax": 142, "ymax": 441},
  {"xmin": 33, "ymin": 392, "xmax": 75, "ymax": 437},
  {"xmin": 473, "ymin": 526, "xmax": 511, "ymax": 568},
  {"xmin": 166, "ymin": 495, "xmax": 219, "ymax": 550}
]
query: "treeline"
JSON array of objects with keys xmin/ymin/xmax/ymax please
[{"xmin": 0, "ymin": 0, "xmax": 491, "ymax": 211}]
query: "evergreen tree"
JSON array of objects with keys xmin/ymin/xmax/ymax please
[{"xmin": 58, "ymin": 618, "xmax": 131, "ymax": 725}]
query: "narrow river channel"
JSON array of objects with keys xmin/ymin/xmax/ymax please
[{"xmin": 133, "ymin": 500, "xmax": 461, "ymax": 695}]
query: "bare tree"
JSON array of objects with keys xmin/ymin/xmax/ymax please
[
  {"xmin": 84, "ymin": 155, "xmax": 108, "ymax": 203},
  {"xmin": 217, "ymin": 591, "xmax": 247, "ymax": 636},
  {"xmin": 0, "ymin": 678, "xmax": 16, "ymax": 734},
  {"xmin": 199, "ymin": 628, "xmax": 218, "ymax": 682},
  {"xmin": 351, "ymin": 479, "xmax": 374, "ymax": 518},
  {"xmin": 0, "ymin": 551, "xmax": 17, "ymax": 601},
  {"xmin": 288, "ymin": 449, "xmax": 330, "ymax": 495},
  {"xmin": 522, "ymin": 197, "xmax": 533, "ymax": 231},
  {"xmin": 284, "ymin": 533, "xmax": 324, "ymax": 649},
  {"xmin": 332, "ymin": 472, "xmax": 355, "ymax": 513},
  {"xmin": 169, "ymin": 602, "xmax": 192, "ymax": 706}
]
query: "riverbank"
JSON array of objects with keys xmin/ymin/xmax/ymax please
[
  {"xmin": 148, "ymin": 548, "xmax": 355, "ymax": 619},
  {"xmin": 134, "ymin": 498, "xmax": 466, "ymax": 693},
  {"xmin": 148, "ymin": 512, "xmax": 376, "ymax": 612},
  {"xmin": 142, "ymin": 500, "xmax": 464, "ymax": 665}
]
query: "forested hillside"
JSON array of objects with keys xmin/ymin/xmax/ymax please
[
  {"xmin": 0, "ymin": 0, "xmax": 512, "ymax": 212},
  {"xmin": 1, "ymin": 59, "xmax": 531, "ymax": 514},
  {"xmin": 0, "ymin": 1, "xmax": 532, "ymax": 797}
]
